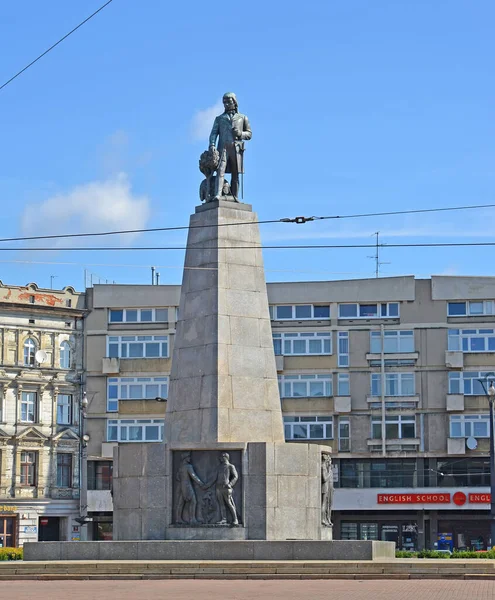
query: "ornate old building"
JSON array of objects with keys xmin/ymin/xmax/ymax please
[{"xmin": 0, "ymin": 282, "xmax": 85, "ymax": 547}]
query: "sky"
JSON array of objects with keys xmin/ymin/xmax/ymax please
[{"xmin": 0, "ymin": 0, "xmax": 493, "ymax": 291}]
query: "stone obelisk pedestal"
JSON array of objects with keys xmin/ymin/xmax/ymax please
[{"xmin": 112, "ymin": 201, "xmax": 331, "ymax": 541}]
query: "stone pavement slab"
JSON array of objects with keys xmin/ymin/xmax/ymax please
[{"xmin": 2, "ymin": 579, "xmax": 495, "ymax": 600}]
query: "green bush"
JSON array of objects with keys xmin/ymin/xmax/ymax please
[
  {"xmin": 417, "ymin": 550, "xmax": 451, "ymax": 559},
  {"xmin": 452, "ymin": 550, "xmax": 495, "ymax": 559},
  {"xmin": 396, "ymin": 550, "xmax": 419, "ymax": 558},
  {"xmin": 0, "ymin": 547, "xmax": 23, "ymax": 561}
]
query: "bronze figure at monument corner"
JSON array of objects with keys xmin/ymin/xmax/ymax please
[{"xmin": 199, "ymin": 92, "xmax": 252, "ymax": 203}]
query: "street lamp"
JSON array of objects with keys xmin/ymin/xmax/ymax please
[{"xmin": 477, "ymin": 372, "xmax": 495, "ymax": 549}]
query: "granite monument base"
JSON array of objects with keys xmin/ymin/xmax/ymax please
[
  {"xmin": 112, "ymin": 441, "xmax": 332, "ymax": 541},
  {"xmin": 24, "ymin": 539, "xmax": 394, "ymax": 561}
]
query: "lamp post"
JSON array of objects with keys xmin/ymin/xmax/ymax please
[{"xmin": 478, "ymin": 373, "xmax": 495, "ymax": 549}]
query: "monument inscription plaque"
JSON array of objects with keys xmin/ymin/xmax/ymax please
[{"xmin": 172, "ymin": 450, "xmax": 243, "ymax": 526}]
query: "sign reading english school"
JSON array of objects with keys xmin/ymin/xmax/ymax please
[
  {"xmin": 378, "ymin": 493, "xmax": 451, "ymax": 504},
  {"xmin": 377, "ymin": 492, "xmax": 491, "ymax": 506}
]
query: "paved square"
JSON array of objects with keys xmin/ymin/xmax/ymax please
[{"xmin": 2, "ymin": 580, "xmax": 495, "ymax": 600}]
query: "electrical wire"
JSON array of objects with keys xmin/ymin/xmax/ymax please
[
  {"xmin": 0, "ymin": 0, "xmax": 114, "ymax": 93},
  {"xmin": 1, "ymin": 202, "xmax": 494, "ymax": 243},
  {"xmin": 4, "ymin": 241, "xmax": 495, "ymax": 251}
]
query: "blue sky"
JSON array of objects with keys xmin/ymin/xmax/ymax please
[{"xmin": 0, "ymin": 0, "xmax": 493, "ymax": 291}]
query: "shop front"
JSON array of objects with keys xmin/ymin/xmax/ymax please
[
  {"xmin": 0, "ymin": 501, "xmax": 79, "ymax": 547},
  {"xmin": 338, "ymin": 513, "xmax": 420, "ymax": 550},
  {"xmin": 333, "ymin": 487, "xmax": 492, "ymax": 551},
  {"xmin": 0, "ymin": 511, "xmax": 17, "ymax": 548}
]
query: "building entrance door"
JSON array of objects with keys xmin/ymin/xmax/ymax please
[
  {"xmin": 38, "ymin": 517, "xmax": 60, "ymax": 541},
  {"xmin": 0, "ymin": 516, "xmax": 16, "ymax": 547}
]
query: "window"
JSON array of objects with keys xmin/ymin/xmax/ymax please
[
  {"xmin": 107, "ymin": 335, "xmax": 169, "ymax": 359},
  {"xmin": 278, "ymin": 374, "xmax": 332, "ymax": 398},
  {"xmin": 283, "ymin": 416, "xmax": 333, "ymax": 440},
  {"xmin": 56, "ymin": 453, "xmax": 72, "ymax": 487},
  {"xmin": 20, "ymin": 391, "xmax": 36, "ymax": 423},
  {"xmin": 448, "ymin": 301, "xmax": 494, "ymax": 317},
  {"xmin": 28, "ymin": 295, "xmax": 35, "ymax": 304},
  {"xmin": 107, "ymin": 376, "xmax": 169, "ymax": 411},
  {"xmin": 60, "ymin": 341, "xmax": 70, "ymax": 369},
  {"xmin": 371, "ymin": 373, "xmax": 415, "ymax": 397},
  {"xmin": 437, "ymin": 458, "xmax": 490, "ymax": 487},
  {"xmin": 109, "ymin": 308, "xmax": 169, "ymax": 323},
  {"xmin": 450, "ymin": 414, "xmax": 490, "ymax": 438},
  {"xmin": 66, "ymin": 299, "xmax": 72, "ymax": 308},
  {"xmin": 339, "ymin": 302, "xmax": 399, "ymax": 319},
  {"xmin": 338, "ymin": 331, "xmax": 349, "ymax": 367},
  {"xmin": 270, "ymin": 304, "xmax": 330, "ymax": 320},
  {"xmin": 371, "ymin": 415, "xmax": 416, "ymax": 439},
  {"xmin": 272, "ymin": 332, "xmax": 331, "ymax": 356},
  {"xmin": 107, "ymin": 419, "xmax": 164, "ymax": 442},
  {"xmin": 370, "ymin": 330, "xmax": 414, "ymax": 354},
  {"xmin": 337, "ymin": 373, "xmax": 350, "ymax": 396},
  {"xmin": 23, "ymin": 338, "xmax": 37, "ymax": 366},
  {"xmin": 20, "ymin": 451, "xmax": 36, "ymax": 486},
  {"xmin": 340, "ymin": 459, "xmax": 417, "ymax": 488},
  {"xmin": 448, "ymin": 329, "xmax": 495, "ymax": 353},
  {"xmin": 87, "ymin": 461, "xmax": 113, "ymax": 490},
  {"xmin": 339, "ymin": 417, "xmax": 350, "ymax": 452},
  {"xmin": 57, "ymin": 394, "xmax": 72, "ymax": 424},
  {"xmin": 449, "ymin": 371, "xmax": 495, "ymax": 395}
]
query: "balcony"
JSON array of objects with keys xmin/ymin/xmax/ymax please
[
  {"xmin": 87, "ymin": 490, "xmax": 113, "ymax": 512},
  {"xmin": 446, "ymin": 394, "xmax": 464, "ymax": 412},
  {"xmin": 102, "ymin": 357, "xmax": 120, "ymax": 374},
  {"xmin": 366, "ymin": 395, "xmax": 419, "ymax": 407},
  {"xmin": 334, "ymin": 396, "xmax": 351, "ymax": 413},
  {"xmin": 275, "ymin": 355, "xmax": 284, "ymax": 372},
  {"xmin": 366, "ymin": 352, "xmax": 419, "ymax": 363},
  {"xmin": 51, "ymin": 488, "xmax": 79, "ymax": 500},
  {"xmin": 447, "ymin": 437, "xmax": 466, "ymax": 455},
  {"xmin": 445, "ymin": 351, "xmax": 463, "ymax": 370},
  {"xmin": 367, "ymin": 438, "xmax": 420, "ymax": 451},
  {"xmin": 101, "ymin": 442, "xmax": 117, "ymax": 458}
]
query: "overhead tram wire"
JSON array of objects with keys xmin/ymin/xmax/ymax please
[
  {"xmin": 0, "ymin": 202, "xmax": 494, "ymax": 244},
  {"xmin": 5, "ymin": 241, "xmax": 495, "ymax": 251},
  {"xmin": 0, "ymin": 0, "xmax": 114, "ymax": 93}
]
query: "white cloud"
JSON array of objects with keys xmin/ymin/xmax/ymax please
[
  {"xmin": 190, "ymin": 100, "xmax": 223, "ymax": 141},
  {"xmin": 21, "ymin": 173, "xmax": 150, "ymax": 246},
  {"xmin": 261, "ymin": 225, "xmax": 495, "ymax": 243}
]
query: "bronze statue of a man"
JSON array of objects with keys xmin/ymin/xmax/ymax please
[{"xmin": 209, "ymin": 92, "xmax": 252, "ymax": 201}]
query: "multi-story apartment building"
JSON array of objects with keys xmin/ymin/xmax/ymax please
[
  {"xmin": 0, "ymin": 282, "xmax": 85, "ymax": 547},
  {"xmin": 83, "ymin": 284, "xmax": 179, "ymax": 540},
  {"xmin": 82, "ymin": 276, "xmax": 495, "ymax": 551}
]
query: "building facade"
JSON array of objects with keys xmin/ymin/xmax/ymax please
[
  {"xmin": 82, "ymin": 276, "xmax": 495, "ymax": 550},
  {"xmin": 0, "ymin": 282, "xmax": 85, "ymax": 547},
  {"xmin": 83, "ymin": 284, "xmax": 179, "ymax": 540}
]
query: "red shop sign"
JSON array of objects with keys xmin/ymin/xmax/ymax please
[
  {"xmin": 377, "ymin": 493, "xmax": 451, "ymax": 504},
  {"xmin": 469, "ymin": 493, "xmax": 491, "ymax": 503}
]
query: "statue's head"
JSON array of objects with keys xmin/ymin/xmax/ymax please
[
  {"xmin": 182, "ymin": 451, "xmax": 191, "ymax": 463},
  {"xmin": 222, "ymin": 92, "xmax": 238, "ymax": 112},
  {"xmin": 220, "ymin": 452, "xmax": 230, "ymax": 463}
]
